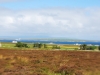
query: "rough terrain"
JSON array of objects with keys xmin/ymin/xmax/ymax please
[{"xmin": 0, "ymin": 49, "xmax": 100, "ymax": 75}]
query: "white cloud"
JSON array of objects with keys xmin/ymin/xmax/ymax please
[{"xmin": 0, "ymin": 8, "xmax": 100, "ymax": 40}]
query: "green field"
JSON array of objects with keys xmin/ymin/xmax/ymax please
[{"xmin": 0, "ymin": 42, "xmax": 80, "ymax": 50}]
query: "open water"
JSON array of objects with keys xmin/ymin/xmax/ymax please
[{"xmin": 0, "ymin": 40, "xmax": 100, "ymax": 45}]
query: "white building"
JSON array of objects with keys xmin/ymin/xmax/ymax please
[
  {"xmin": 75, "ymin": 43, "xmax": 81, "ymax": 45},
  {"xmin": 12, "ymin": 41, "xmax": 17, "ymax": 43}
]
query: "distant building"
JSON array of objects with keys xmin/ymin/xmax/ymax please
[
  {"xmin": 75, "ymin": 43, "xmax": 81, "ymax": 45},
  {"xmin": 49, "ymin": 42, "xmax": 54, "ymax": 44},
  {"xmin": 12, "ymin": 41, "xmax": 17, "ymax": 43}
]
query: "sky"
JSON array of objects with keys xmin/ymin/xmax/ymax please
[{"xmin": 0, "ymin": 0, "xmax": 100, "ymax": 40}]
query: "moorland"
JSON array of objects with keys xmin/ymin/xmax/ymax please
[{"xmin": 0, "ymin": 42, "xmax": 100, "ymax": 75}]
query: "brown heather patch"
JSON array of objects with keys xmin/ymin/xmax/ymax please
[{"xmin": 0, "ymin": 49, "xmax": 100, "ymax": 75}]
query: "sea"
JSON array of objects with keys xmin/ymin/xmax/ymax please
[{"xmin": 0, "ymin": 39, "xmax": 100, "ymax": 46}]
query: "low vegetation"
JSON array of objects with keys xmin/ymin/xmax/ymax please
[
  {"xmin": 80, "ymin": 44, "xmax": 97, "ymax": 50},
  {"xmin": 0, "ymin": 42, "xmax": 99, "ymax": 51},
  {"xmin": 0, "ymin": 42, "xmax": 79, "ymax": 50},
  {"xmin": 15, "ymin": 42, "xmax": 29, "ymax": 48},
  {"xmin": 0, "ymin": 49, "xmax": 100, "ymax": 75},
  {"xmin": 0, "ymin": 42, "xmax": 100, "ymax": 75}
]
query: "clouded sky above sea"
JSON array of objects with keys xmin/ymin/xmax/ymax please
[{"xmin": 0, "ymin": 0, "xmax": 100, "ymax": 40}]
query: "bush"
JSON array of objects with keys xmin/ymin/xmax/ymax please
[
  {"xmin": 98, "ymin": 46, "xmax": 100, "ymax": 50},
  {"xmin": 15, "ymin": 42, "xmax": 28, "ymax": 48},
  {"xmin": 44, "ymin": 44, "xmax": 47, "ymax": 48},
  {"xmin": 52, "ymin": 45, "xmax": 60, "ymax": 49},
  {"xmin": 33, "ymin": 43, "xmax": 43, "ymax": 48},
  {"xmin": 80, "ymin": 44, "xmax": 96, "ymax": 50},
  {"xmin": 87, "ymin": 45, "xmax": 96, "ymax": 50},
  {"xmin": 80, "ymin": 44, "xmax": 87, "ymax": 50}
]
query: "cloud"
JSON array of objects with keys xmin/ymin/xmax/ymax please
[{"xmin": 0, "ymin": 8, "xmax": 100, "ymax": 40}]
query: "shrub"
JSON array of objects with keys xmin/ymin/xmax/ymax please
[
  {"xmin": 80, "ymin": 44, "xmax": 87, "ymax": 50},
  {"xmin": 98, "ymin": 46, "xmax": 100, "ymax": 50},
  {"xmin": 87, "ymin": 45, "xmax": 96, "ymax": 50},
  {"xmin": 52, "ymin": 45, "xmax": 60, "ymax": 49},
  {"xmin": 15, "ymin": 42, "xmax": 28, "ymax": 48},
  {"xmin": 33, "ymin": 43, "xmax": 43, "ymax": 48}
]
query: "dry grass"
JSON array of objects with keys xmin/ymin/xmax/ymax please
[{"xmin": 0, "ymin": 49, "xmax": 100, "ymax": 75}]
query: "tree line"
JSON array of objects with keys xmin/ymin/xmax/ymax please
[
  {"xmin": 80, "ymin": 44, "xmax": 99, "ymax": 50},
  {"xmin": 15, "ymin": 42, "xmax": 29, "ymax": 48},
  {"xmin": 15, "ymin": 42, "xmax": 100, "ymax": 50},
  {"xmin": 15, "ymin": 42, "xmax": 60, "ymax": 49}
]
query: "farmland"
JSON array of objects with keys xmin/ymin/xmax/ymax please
[
  {"xmin": 0, "ymin": 42, "xmax": 80, "ymax": 50},
  {"xmin": 0, "ymin": 49, "xmax": 100, "ymax": 75},
  {"xmin": 0, "ymin": 42, "xmax": 99, "ymax": 51}
]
